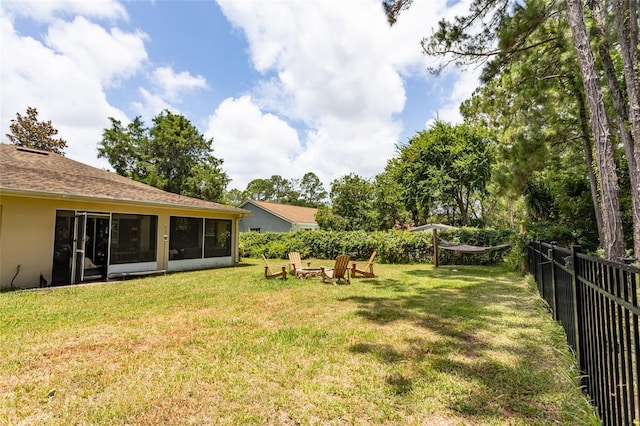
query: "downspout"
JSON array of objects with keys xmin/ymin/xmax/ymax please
[
  {"xmin": 162, "ymin": 223, "xmax": 168, "ymax": 271},
  {"xmin": 235, "ymin": 218, "xmax": 240, "ymax": 264}
]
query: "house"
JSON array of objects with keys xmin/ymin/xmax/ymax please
[
  {"xmin": 0, "ymin": 144, "xmax": 250, "ymax": 289},
  {"xmin": 238, "ymin": 200, "xmax": 319, "ymax": 232}
]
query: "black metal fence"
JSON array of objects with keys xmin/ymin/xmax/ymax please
[{"xmin": 528, "ymin": 241, "xmax": 640, "ymax": 425}]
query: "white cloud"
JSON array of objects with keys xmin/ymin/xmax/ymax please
[
  {"xmin": 296, "ymin": 116, "xmax": 401, "ymax": 189},
  {"xmin": 433, "ymin": 68, "xmax": 483, "ymax": 124},
  {"xmin": 150, "ymin": 66, "xmax": 208, "ymax": 102},
  {"xmin": 129, "ymin": 67, "xmax": 209, "ymax": 121},
  {"xmin": 215, "ymin": 0, "xmax": 479, "ymax": 190},
  {"xmin": 205, "ymin": 96, "xmax": 303, "ymax": 190},
  {"xmin": 0, "ymin": 5, "xmax": 145, "ymax": 168},
  {"xmin": 45, "ymin": 16, "xmax": 148, "ymax": 86},
  {"xmin": 131, "ymin": 88, "xmax": 175, "ymax": 122},
  {"xmin": 206, "ymin": 93, "xmax": 401, "ymax": 191},
  {"xmin": 1, "ymin": 0, "xmax": 128, "ymax": 22},
  {"xmin": 1, "ymin": 0, "xmax": 482, "ymax": 192},
  {"xmin": 1, "ymin": 2, "xmax": 208, "ymax": 171},
  {"xmin": 220, "ymin": 1, "xmax": 407, "ymax": 124}
]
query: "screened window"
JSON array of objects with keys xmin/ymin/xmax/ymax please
[
  {"xmin": 169, "ymin": 217, "xmax": 232, "ymax": 259},
  {"xmin": 110, "ymin": 214, "xmax": 157, "ymax": 264},
  {"xmin": 169, "ymin": 217, "xmax": 203, "ymax": 259},
  {"xmin": 204, "ymin": 219, "xmax": 232, "ymax": 258}
]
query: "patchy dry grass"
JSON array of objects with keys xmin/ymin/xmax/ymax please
[{"xmin": 1, "ymin": 260, "xmax": 598, "ymax": 425}]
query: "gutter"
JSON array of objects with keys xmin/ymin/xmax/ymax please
[{"xmin": 0, "ymin": 188, "xmax": 252, "ymax": 217}]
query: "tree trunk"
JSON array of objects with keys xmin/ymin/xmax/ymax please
[
  {"xmin": 567, "ymin": 0, "xmax": 626, "ymax": 260},
  {"xmin": 591, "ymin": 0, "xmax": 640, "ymax": 258},
  {"xmin": 613, "ymin": 0, "xmax": 640, "ymax": 259},
  {"xmin": 613, "ymin": 0, "xmax": 640, "ymax": 161},
  {"xmin": 569, "ymin": 73, "xmax": 605, "ymax": 247},
  {"xmin": 455, "ymin": 190, "xmax": 469, "ymax": 226},
  {"xmin": 509, "ymin": 199, "xmax": 514, "ymax": 229}
]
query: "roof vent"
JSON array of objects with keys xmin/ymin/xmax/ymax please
[{"xmin": 16, "ymin": 147, "xmax": 50, "ymax": 156}]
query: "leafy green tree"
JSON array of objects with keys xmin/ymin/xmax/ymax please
[
  {"xmin": 268, "ymin": 175, "xmax": 298, "ymax": 203},
  {"xmin": 383, "ymin": 0, "xmax": 631, "ymax": 259},
  {"xmin": 243, "ymin": 178, "xmax": 273, "ymax": 201},
  {"xmin": 552, "ymin": 171, "xmax": 600, "ymax": 249},
  {"xmin": 523, "ymin": 180, "xmax": 556, "ymax": 222},
  {"xmin": 315, "ymin": 204, "xmax": 350, "ymax": 231},
  {"xmin": 98, "ymin": 110, "xmax": 229, "ymax": 202},
  {"xmin": 224, "ymin": 188, "xmax": 245, "ymax": 206},
  {"xmin": 242, "ymin": 176, "xmax": 295, "ymax": 203},
  {"xmin": 457, "ymin": 3, "xmax": 610, "ymax": 248},
  {"xmin": 238, "ymin": 172, "xmax": 327, "ymax": 207},
  {"xmin": 329, "ymin": 173, "xmax": 375, "ymax": 231},
  {"xmin": 394, "ymin": 121, "xmax": 493, "ymax": 226},
  {"xmin": 6, "ymin": 106, "xmax": 67, "ymax": 155},
  {"xmin": 566, "ymin": 0, "xmax": 625, "ymax": 259},
  {"xmin": 298, "ymin": 172, "xmax": 328, "ymax": 207},
  {"xmin": 373, "ymin": 167, "xmax": 413, "ymax": 229},
  {"xmin": 99, "ymin": 116, "xmax": 146, "ymax": 177},
  {"xmin": 181, "ymin": 157, "xmax": 229, "ymax": 203},
  {"xmin": 589, "ymin": 0, "xmax": 640, "ymax": 256}
]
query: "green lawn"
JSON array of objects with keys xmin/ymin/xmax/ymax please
[{"xmin": 1, "ymin": 259, "xmax": 598, "ymax": 425}]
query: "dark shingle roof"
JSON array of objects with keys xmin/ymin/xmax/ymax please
[
  {"xmin": 240, "ymin": 199, "xmax": 318, "ymax": 224},
  {"xmin": 0, "ymin": 143, "xmax": 249, "ymax": 215}
]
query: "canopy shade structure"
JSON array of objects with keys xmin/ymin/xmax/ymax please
[
  {"xmin": 438, "ymin": 243, "xmax": 512, "ymax": 253},
  {"xmin": 410, "ymin": 223, "xmax": 458, "ymax": 232}
]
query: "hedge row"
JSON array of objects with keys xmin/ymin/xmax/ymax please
[{"xmin": 240, "ymin": 229, "xmax": 515, "ymax": 265}]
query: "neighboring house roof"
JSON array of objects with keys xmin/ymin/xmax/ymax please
[
  {"xmin": 410, "ymin": 223, "xmax": 459, "ymax": 232},
  {"xmin": 0, "ymin": 143, "xmax": 250, "ymax": 215},
  {"xmin": 239, "ymin": 199, "xmax": 318, "ymax": 225}
]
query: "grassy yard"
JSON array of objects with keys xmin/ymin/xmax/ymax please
[{"xmin": 1, "ymin": 259, "xmax": 598, "ymax": 425}]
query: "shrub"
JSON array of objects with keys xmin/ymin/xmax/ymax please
[
  {"xmin": 240, "ymin": 228, "xmax": 514, "ymax": 265},
  {"xmin": 504, "ymin": 232, "xmax": 531, "ymax": 274}
]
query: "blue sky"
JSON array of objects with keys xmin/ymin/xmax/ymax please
[{"xmin": 1, "ymin": 0, "xmax": 480, "ymax": 191}]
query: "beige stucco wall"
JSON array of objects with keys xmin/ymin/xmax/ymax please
[
  {"xmin": 0, "ymin": 196, "xmax": 55, "ymax": 289},
  {"xmin": 0, "ymin": 194, "xmax": 242, "ymax": 289}
]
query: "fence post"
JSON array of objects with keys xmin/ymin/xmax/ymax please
[
  {"xmin": 550, "ymin": 241, "xmax": 558, "ymax": 319},
  {"xmin": 433, "ymin": 229, "xmax": 439, "ymax": 267},
  {"xmin": 539, "ymin": 240, "xmax": 545, "ymax": 302},
  {"xmin": 571, "ymin": 244, "xmax": 583, "ymax": 376}
]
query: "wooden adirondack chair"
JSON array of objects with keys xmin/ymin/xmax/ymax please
[
  {"xmin": 320, "ymin": 254, "xmax": 351, "ymax": 284},
  {"xmin": 351, "ymin": 251, "xmax": 377, "ymax": 278},
  {"xmin": 261, "ymin": 254, "xmax": 287, "ymax": 279},
  {"xmin": 288, "ymin": 252, "xmax": 307, "ymax": 274},
  {"xmin": 288, "ymin": 252, "xmax": 321, "ymax": 278}
]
